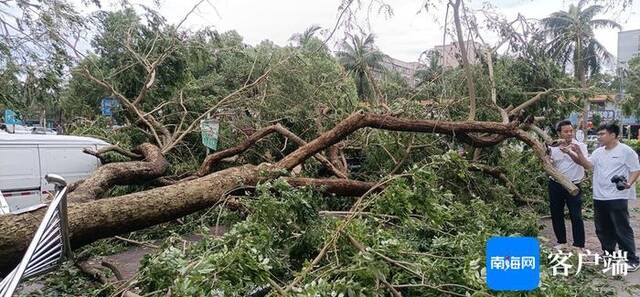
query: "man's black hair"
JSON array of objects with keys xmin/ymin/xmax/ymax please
[
  {"xmin": 596, "ymin": 122, "xmax": 620, "ymax": 137},
  {"xmin": 555, "ymin": 120, "xmax": 573, "ymax": 132}
]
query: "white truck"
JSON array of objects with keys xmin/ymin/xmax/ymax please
[{"xmin": 0, "ymin": 134, "xmax": 108, "ymax": 214}]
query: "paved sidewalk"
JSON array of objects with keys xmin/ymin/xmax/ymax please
[{"xmin": 541, "ymin": 199, "xmax": 640, "ymax": 296}]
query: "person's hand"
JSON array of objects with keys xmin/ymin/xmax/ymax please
[
  {"xmin": 569, "ymin": 144, "xmax": 582, "ymax": 155},
  {"xmin": 624, "ymin": 182, "xmax": 633, "ymax": 189},
  {"xmin": 560, "ymin": 146, "xmax": 570, "ymax": 153},
  {"xmin": 560, "ymin": 145, "xmax": 574, "ymax": 155}
]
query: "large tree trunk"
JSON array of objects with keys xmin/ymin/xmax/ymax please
[
  {"xmin": 575, "ymin": 37, "xmax": 589, "ymax": 137},
  {"xmin": 0, "ymin": 164, "xmax": 266, "ymax": 276},
  {"xmin": 0, "ymin": 164, "xmax": 381, "ymax": 276}
]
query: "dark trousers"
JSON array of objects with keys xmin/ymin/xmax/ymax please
[
  {"xmin": 548, "ymin": 179, "xmax": 585, "ymax": 247},
  {"xmin": 593, "ymin": 199, "xmax": 639, "ymax": 264}
]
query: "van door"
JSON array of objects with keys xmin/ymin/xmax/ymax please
[
  {"xmin": 0, "ymin": 145, "xmax": 42, "ymax": 212},
  {"xmin": 39, "ymin": 144, "xmax": 100, "ymax": 194},
  {"xmin": 0, "ymin": 191, "xmax": 10, "ymax": 215}
]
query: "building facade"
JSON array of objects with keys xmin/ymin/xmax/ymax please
[
  {"xmin": 374, "ymin": 55, "xmax": 424, "ymax": 88},
  {"xmin": 618, "ymin": 29, "xmax": 640, "ymax": 69},
  {"xmin": 569, "ymin": 94, "xmax": 639, "ymax": 138},
  {"xmin": 432, "ymin": 40, "xmax": 480, "ymax": 69},
  {"xmin": 615, "ymin": 29, "xmax": 640, "ymax": 137}
]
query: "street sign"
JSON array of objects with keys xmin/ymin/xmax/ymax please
[
  {"xmin": 101, "ymin": 98, "xmax": 119, "ymax": 116},
  {"xmin": 3, "ymin": 109, "xmax": 21, "ymax": 125},
  {"xmin": 200, "ymin": 119, "xmax": 219, "ymax": 151}
]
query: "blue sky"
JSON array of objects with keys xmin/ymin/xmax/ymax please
[{"xmin": 96, "ymin": 0, "xmax": 640, "ymax": 62}]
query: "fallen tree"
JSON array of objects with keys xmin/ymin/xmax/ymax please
[
  {"xmin": 70, "ymin": 143, "xmax": 169, "ymax": 203},
  {"xmin": 0, "ymin": 165, "xmax": 377, "ymax": 275},
  {"xmin": 0, "ymin": 110, "xmax": 575, "ymax": 275}
]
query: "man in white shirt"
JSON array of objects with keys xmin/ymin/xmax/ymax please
[
  {"xmin": 548, "ymin": 120, "xmax": 587, "ymax": 249},
  {"xmin": 564, "ymin": 123, "xmax": 640, "ymax": 271}
]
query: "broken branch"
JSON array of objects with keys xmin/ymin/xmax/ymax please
[
  {"xmin": 196, "ymin": 124, "xmax": 347, "ymax": 178},
  {"xmin": 71, "ymin": 143, "xmax": 168, "ymax": 203},
  {"xmin": 82, "ymin": 145, "xmax": 143, "ymax": 162}
]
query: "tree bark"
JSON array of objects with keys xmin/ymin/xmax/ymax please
[
  {"xmin": 285, "ymin": 178, "xmax": 379, "ymax": 196},
  {"xmin": 82, "ymin": 145, "xmax": 143, "ymax": 163},
  {"xmin": 69, "ymin": 143, "xmax": 169, "ymax": 203},
  {"xmin": 196, "ymin": 124, "xmax": 347, "ymax": 178},
  {"xmin": 575, "ymin": 36, "xmax": 589, "ymax": 137},
  {"xmin": 450, "ymin": 0, "xmax": 477, "ymax": 121},
  {"xmin": 0, "ymin": 164, "xmax": 267, "ymax": 276},
  {"xmin": 514, "ymin": 129, "xmax": 578, "ymax": 195},
  {"xmin": 276, "ymin": 111, "xmax": 518, "ymax": 170},
  {"xmin": 276, "ymin": 111, "xmax": 576, "ymax": 195},
  {"xmin": 0, "ymin": 168, "xmax": 382, "ymax": 276},
  {"xmin": 326, "ymin": 145, "xmax": 349, "ymax": 177}
]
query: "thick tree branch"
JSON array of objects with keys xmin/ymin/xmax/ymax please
[
  {"xmin": 70, "ymin": 143, "xmax": 168, "ymax": 203},
  {"xmin": 284, "ymin": 178, "xmax": 379, "ymax": 196},
  {"xmin": 508, "ymin": 89, "xmax": 554, "ymax": 116},
  {"xmin": 513, "ymin": 130, "xmax": 578, "ymax": 195},
  {"xmin": 526, "ymin": 124, "xmax": 553, "ymax": 144},
  {"xmin": 82, "ymin": 145, "xmax": 143, "ymax": 162},
  {"xmin": 276, "ymin": 111, "xmax": 520, "ymax": 170},
  {"xmin": 0, "ymin": 166, "xmax": 386, "ymax": 275},
  {"xmin": 508, "ymin": 88, "xmax": 583, "ymax": 117},
  {"xmin": 468, "ymin": 163, "xmax": 525, "ymax": 203},
  {"xmin": 196, "ymin": 124, "xmax": 347, "ymax": 178},
  {"xmin": 450, "ymin": 0, "xmax": 477, "ymax": 121},
  {"xmin": 327, "ymin": 144, "xmax": 349, "ymax": 177},
  {"xmin": 0, "ymin": 164, "xmax": 269, "ymax": 276},
  {"xmin": 81, "ymin": 69, "xmax": 168, "ymax": 146},
  {"xmin": 276, "ymin": 111, "xmax": 576, "ymax": 195}
]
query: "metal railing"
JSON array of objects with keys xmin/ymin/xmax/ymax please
[{"xmin": 0, "ymin": 174, "xmax": 73, "ymax": 297}]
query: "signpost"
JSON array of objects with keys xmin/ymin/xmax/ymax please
[
  {"xmin": 101, "ymin": 97, "xmax": 119, "ymax": 117},
  {"xmin": 3, "ymin": 109, "xmax": 21, "ymax": 125},
  {"xmin": 200, "ymin": 118, "xmax": 220, "ymax": 153}
]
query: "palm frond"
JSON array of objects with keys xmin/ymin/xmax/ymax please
[
  {"xmin": 579, "ymin": 5, "xmax": 604, "ymax": 22},
  {"xmin": 589, "ymin": 19, "xmax": 622, "ymax": 30},
  {"xmin": 586, "ymin": 38, "xmax": 613, "ymax": 62}
]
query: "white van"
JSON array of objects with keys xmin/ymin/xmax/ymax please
[
  {"xmin": 0, "ymin": 190, "xmax": 9, "ymax": 214},
  {"xmin": 0, "ymin": 134, "xmax": 108, "ymax": 214}
]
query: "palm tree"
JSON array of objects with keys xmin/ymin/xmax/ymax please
[
  {"xmin": 415, "ymin": 49, "xmax": 443, "ymax": 86},
  {"xmin": 542, "ymin": 0, "xmax": 620, "ymax": 133},
  {"xmin": 290, "ymin": 25, "xmax": 322, "ymax": 47},
  {"xmin": 542, "ymin": 1, "xmax": 620, "ymax": 84},
  {"xmin": 335, "ymin": 33, "xmax": 384, "ymax": 101}
]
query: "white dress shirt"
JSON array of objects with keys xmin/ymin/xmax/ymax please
[{"xmin": 550, "ymin": 139, "xmax": 589, "ymax": 183}]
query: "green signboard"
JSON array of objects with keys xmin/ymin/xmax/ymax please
[{"xmin": 200, "ymin": 119, "xmax": 219, "ymax": 150}]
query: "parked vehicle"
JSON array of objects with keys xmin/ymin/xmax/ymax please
[
  {"xmin": 0, "ymin": 124, "xmax": 57, "ymax": 135},
  {"xmin": 0, "ymin": 190, "xmax": 9, "ymax": 215},
  {"xmin": 0, "ymin": 134, "xmax": 108, "ymax": 214},
  {"xmin": 0, "ymin": 124, "xmax": 33, "ymax": 134}
]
